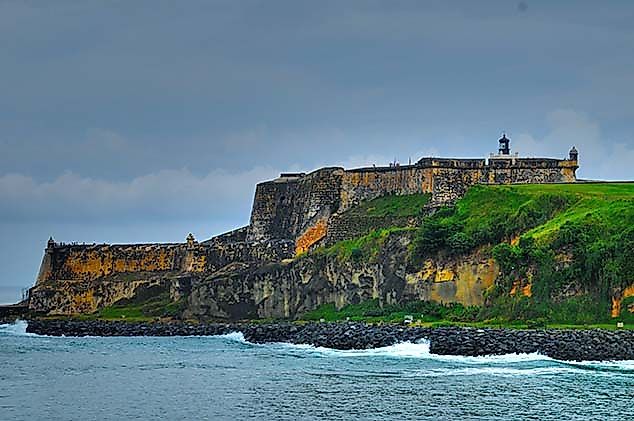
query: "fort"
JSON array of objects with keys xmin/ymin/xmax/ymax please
[
  {"xmin": 247, "ymin": 134, "xmax": 578, "ymax": 253},
  {"xmin": 27, "ymin": 136, "xmax": 584, "ymax": 318}
]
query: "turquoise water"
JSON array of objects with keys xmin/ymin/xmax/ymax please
[{"xmin": 2, "ymin": 321, "xmax": 634, "ymax": 420}]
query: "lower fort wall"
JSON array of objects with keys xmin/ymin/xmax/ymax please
[
  {"xmin": 35, "ymin": 239, "xmax": 294, "ymax": 285},
  {"xmin": 36, "ymin": 244, "xmax": 183, "ymax": 283}
]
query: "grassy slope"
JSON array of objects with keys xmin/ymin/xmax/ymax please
[
  {"xmin": 304, "ymin": 183, "xmax": 634, "ymax": 327},
  {"xmin": 75, "ymin": 293, "xmax": 184, "ymax": 322},
  {"xmin": 312, "ymin": 193, "xmax": 429, "ymax": 260},
  {"xmin": 454, "ymin": 183, "xmax": 634, "ymax": 240},
  {"xmin": 351, "ymin": 193, "xmax": 430, "ymax": 217}
]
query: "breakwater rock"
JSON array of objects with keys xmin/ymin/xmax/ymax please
[{"xmin": 25, "ymin": 320, "xmax": 634, "ymax": 361}]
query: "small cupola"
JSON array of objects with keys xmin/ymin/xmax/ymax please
[
  {"xmin": 498, "ymin": 133, "xmax": 510, "ymax": 155},
  {"xmin": 569, "ymin": 146, "xmax": 578, "ymax": 162}
]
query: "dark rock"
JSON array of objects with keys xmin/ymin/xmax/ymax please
[{"xmin": 23, "ymin": 319, "xmax": 634, "ymax": 361}]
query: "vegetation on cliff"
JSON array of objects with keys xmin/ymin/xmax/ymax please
[
  {"xmin": 89, "ymin": 293, "xmax": 184, "ymax": 321},
  {"xmin": 420, "ymin": 183, "xmax": 634, "ymax": 323},
  {"xmin": 309, "ymin": 183, "xmax": 634, "ymax": 325},
  {"xmin": 351, "ymin": 192, "xmax": 430, "ymax": 217}
]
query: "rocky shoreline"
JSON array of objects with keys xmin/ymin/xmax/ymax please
[{"xmin": 20, "ymin": 319, "xmax": 634, "ymax": 361}]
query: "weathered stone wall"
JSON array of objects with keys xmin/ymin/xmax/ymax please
[
  {"xmin": 202, "ymin": 226, "xmax": 248, "ymax": 245},
  {"xmin": 30, "ymin": 237, "xmax": 295, "ymax": 314},
  {"xmin": 198, "ymin": 240, "xmax": 294, "ymax": 273},
  {"xmin": 340, "ymin": 166, "xmax": 433, "ymax": 211},
  {"xmin": 183, "ymin": 233, "xmax": 499, "ymax": 320},
  {"xmin": 324, "ymin": 213, "xmax": 418, "ymax": 246},
  {"xmin": 36, "ymin": 243, "xmax": 184, "ymax": 283},
  {"xmin": 245, "ymin": 155, "xmax": 578, "ymax": 245},
  {"xmin": 246, "ymin": 168, "xmax": 343, "ymax": 243},
  {"xmin": 35, "ymin": 237, "xmax": 294, "ymax": 286}
]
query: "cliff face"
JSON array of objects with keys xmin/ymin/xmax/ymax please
[
  {"xmin": 28, "ymin": 231, "xmax": 498, "ymax": 319},
  {"xmin": 28, "ymin": 235, "xmax": 294, "ymax": 315},
  {"xmin": 182, "ymin": 234, "xmax": 498, "ymax": 320},
  {"xmin": 28, "ymin": 182, "xmax": 634, "ymax": 323},
  {"xmin": 29, "ymin": 276, "xmax": 174, "ymax": 315}
]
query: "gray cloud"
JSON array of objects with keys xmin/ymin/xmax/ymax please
[
  {"xmin": 0, "ymin": 166, "xmax": 281, "ymax": 223},
  {"xmin": 1, "ymin": 0, "xmax": 634, "ymax": 296},
  {"xmin": 514, "ymin": 109, "xmax": 634, "ymax": 181}
]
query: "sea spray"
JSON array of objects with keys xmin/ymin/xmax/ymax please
[{"xmin": 0, "ymin": 319, "xmax": 36, "ymax": 337}]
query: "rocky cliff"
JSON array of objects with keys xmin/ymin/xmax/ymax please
[
  {"xmin": 28, "ymin": 229, "xmax": 497, "ymax": 319},
  {"xmin": 24, "ymin": 127, "xmax": 634, "ymax": 327},
  {"xmin": 182, "ymin": 232, "xmax": 498, "ymax": 320}
]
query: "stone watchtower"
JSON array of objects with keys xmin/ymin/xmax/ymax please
[
  {"xmin": 498, "ymin": 134, "xmax": 510, "ymax": 155},
  {"xmin": 569, "ymin": 146, "xmax": 578, "ymax": 162},
  {"xmin": 186, "ymin": 233, "xmax": 197, "ymax": 250},
  {"xmin": 46, "ymin": 236, "xmax": 56, "ymax": 252},
  {"xmin": 36, "ymin": 237, "xmax": 57, "ymax": 284}
]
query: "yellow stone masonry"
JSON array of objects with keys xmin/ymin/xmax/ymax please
[{"xmin": 295, "ymin": 220, "xmax": 328, "ymax": 255}]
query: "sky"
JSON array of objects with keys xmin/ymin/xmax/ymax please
[{"xmin": 1, "ymin": 0, "xmax": 634, "ymax": 303}]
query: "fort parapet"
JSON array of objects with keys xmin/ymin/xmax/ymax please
[{"xmin": 247, "ymin": 141, "xmax": 578, "ymax": 254}]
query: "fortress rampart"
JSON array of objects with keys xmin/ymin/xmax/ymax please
[
  {"xmin": 247, "ymin": 150, "xmax": 578, "ymax": 253},
  {"xmin": 29, "ymin": 139, "xmax": 579, "ymax": 315},
  {"xmin": 35, "ymin": 237, "xmax": 293, "ymax": 285}
]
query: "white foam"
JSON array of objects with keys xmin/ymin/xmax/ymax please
[
  {"xmin": 0, "ymin": 319, "xmax": 38, "ymax": 337},
  {"xmin": 270, "ymin": 339, "xmax": 634, "ymax": 372},
  {"xmin": 215, "ymin": 331, "xmax": 248, "ymax": 344},
  {"xmin": 276, "ymin": 339, "xmax": 552, "ymax": 364},
  {"xmin": 411, "ymin": 366, "xmax": 578, "ymax": 377},
  {"xmin": 562, "ymin": 359, "xmax": 634, "ymax": 372}
]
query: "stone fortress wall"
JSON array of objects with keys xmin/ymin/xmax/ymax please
[
  {"xmin": 247, "ymin": 147, "xmax": 579, "ymax": 254},
  {"xmin": 29, "ymin": 139, "xmax": 578, "ymax": 314},
  {"xmin": 36, "ymin": 235, "xmax": 293, "ymax": 285}
]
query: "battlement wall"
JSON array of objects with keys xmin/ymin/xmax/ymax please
[
  {"xmin": 246, "ymin": 168, "xmax": 343, "ymax": 243},
  {"xmin": 36, "ymin": 243, "xmax": 185, "ymax": 284},
  {"xmin": 36, "ymin": 239, "xmax": 295, "ymax": 285},
  {"xmin": 245, "ymin": 155, "xmax": 579, "ymax": 250}
]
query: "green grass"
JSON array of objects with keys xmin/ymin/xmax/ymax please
[
  {"xmin": 94, "ymin": 293, "xmax": 183, "ymax": 321},
  {"xmin": 315, "ymin": 227, "xmax": 415, "ymax": 261},
  {"xmin": 460, "ymin": 183, "xmax": 634, "ymax": 235},
  {"xmin": 413, "ymin": 182, "xmax": 634, "ymax": 256},
  {"xmin": 350, "ymin": 193, "xmax": 430, "ymax": 217},
  {"xmin": 301, "ymin": 299, "xmax": 480, "ymax": 323},
  {"xmin": 298, "ymin": 298, "xmax": 634, "ymax": 329}
]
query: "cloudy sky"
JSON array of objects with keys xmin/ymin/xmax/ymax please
[{"xmin": 1, "ymin": 0, "xmax": 634, "ymax": 303}]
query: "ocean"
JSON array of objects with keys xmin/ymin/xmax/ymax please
[{"xmin": 1, "ymin": 320, "xmax": 633, "ymax": 420}]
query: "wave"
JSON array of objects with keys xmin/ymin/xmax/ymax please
[
  {"xmin": 232, "ymin": 338, "xmax": 634, "ymax": 373},
  {"xmin": 275, "ymin": 340, "xmax": 552, "ymax": 363},
  {"xmin": 4, "ymin": 321, "xmax": 634, "ymax": 373},
  {"xmin": 561, "ymin": 359, "xmax": 634, "ymax": 373},
  {"xmin": 214, "ymin": 331, "xmax": 248, "ymax": 344},
  {"xmin": 0, "ymin": 319, "xmax": 38, "ymax": 337}
]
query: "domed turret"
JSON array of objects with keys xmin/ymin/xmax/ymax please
[{"xmin": 569, "ymin": 146, "xmax": 578, "ymax": 162}]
